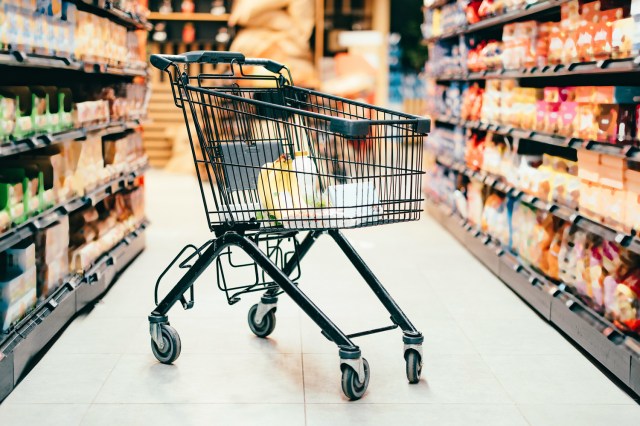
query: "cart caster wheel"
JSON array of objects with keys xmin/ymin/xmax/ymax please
[
  {"xmin": 151, "ymin": 324, "xmax": 181, "ymax": 364},
  {"xmin": 248, "ymin": 304, "xmax": 276, "ymax": 338},
  {"xmin": 341, "ymin": 358, "xmax": 370, "ymax": 400},
  {"xmin": 405, "ymin": 349, "xmax": 422, "ymax": 384}
]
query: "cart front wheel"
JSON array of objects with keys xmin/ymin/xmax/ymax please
[
  {"xmin": 405, "ymin": 349, "xmax": 422, "ymax": 384},
  {"xmin": 151, "ymin": 324, "xmax": 181, "ymax": 364},
  {"xmin": 248, "ymin": 304, "xmax": 276, "ymax": 338},
  {"xmin": 341, "ymin": 358, "xmax": 370, "ymax": 400}
]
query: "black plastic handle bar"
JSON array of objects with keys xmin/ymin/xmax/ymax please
[{"xmin": 150, "ymin": 50, "xmax": 286, "ymax": 74}]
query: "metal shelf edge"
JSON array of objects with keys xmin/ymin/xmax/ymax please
[{"xmin": 430, "ymin": 57, "xmax": 640, "ymax": 81}]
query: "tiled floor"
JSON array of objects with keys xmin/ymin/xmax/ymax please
[{"xmin": 1, "ymin": 170, "xmax": 639, "ymax": 425}]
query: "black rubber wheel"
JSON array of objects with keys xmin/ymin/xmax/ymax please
[
  {"xmin": 405, "ymin": 350, "xmax": 422, "ymax": 384},
  {"xmin": 151, "ymin": 324, "xmax": 181, "ymax": 364},
  {"xmin": 248, "ymin": 304, "xmax": 276, "ymax": 338},
  {"xmin": 341, "ymin": 358, "xmax": 370, "ymax": 400}
]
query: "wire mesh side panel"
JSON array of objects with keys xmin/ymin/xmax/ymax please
[{"xmin": 181, "ymin": 84, "xmax": 427, "ymax": 231}]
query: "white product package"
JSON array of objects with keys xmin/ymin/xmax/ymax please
[{"xmin": 327, "ymin": 182, "xmax": 383, "ymax": 223}]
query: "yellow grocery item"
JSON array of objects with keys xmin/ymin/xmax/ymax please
[{"xmin": 257, "ymin": 153, "xmax": 307, "ymax": 220}]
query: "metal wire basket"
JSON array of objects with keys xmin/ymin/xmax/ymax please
[{"xmin": 154, "ymin": 51, "xmax": 430, "ymax": 232}]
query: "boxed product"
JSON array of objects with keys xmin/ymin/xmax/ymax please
[
  {"xmin": 37, "ymin": 253, "xmax": 69, "ymax": 298},
  {"xmin": 0, "ymin": 240, "xmax": 35, "ymax": 276},
  {"xmin": 35, "ymin": 215, "xmax": 70, "ymax": 265},
  {"xmin": 599, "ymin": 155, "xmax": 626, "ymax": 189},
  {"xmin": 0, "ymin": 285, "xmax": 36, "ymax": 332},
  {"xmin": 577, "ymin": 151, "xmax": 601, "ymax": 182},
  {"xmin": 0, "ymin": 266, "xmax": 36, "ymax": 312}
]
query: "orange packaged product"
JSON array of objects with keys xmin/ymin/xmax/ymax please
[
  {"xmin": 562, "ymin": 29, "xmax": 579, "ymax": 64},
  {"xmin": 547, "ymin": 26, "xmax": 565, "ymax": 65},
  {"xmin": 547, "ymin": 223, "xmax": 568, "ymax": 280},
  {"xmin": 576, "ymin": 104, "xmax": 598, "ymax": 140},
  {"xmin": 575, "ymin": 86, "xmax": 596, "ymax": 102},
  {"xmin": 576, "ymin": 20, "xmax": 596, "ymax": 62},
  {"xmin": 535, "ymin": 23, "xmax": 552, "ymax": 67},
  {"xmin": 593, "ymin": 9, "xmax": 624, "ymax": 60}
]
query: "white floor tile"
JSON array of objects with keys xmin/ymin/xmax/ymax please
[
  {"xmin": 82, "ymin": 404, "xmax": 305, "ymax": 426},
  {"xmin": 0, "ymin": 403, "xmax": 89, "ymax": 426},
  {"xmin": 518, "ymin": 403, "xmax": 640, "ymax": 426},
  {"xmin": 484, "ymin": 354, "xmax": 635, "ymax": 404},
  {"xmin": 302, "ymin": 353, "xmax": 512, "ymax": 404},
  {"xmin": 94, "ymin": 353, "xmax": 304, "ymax": 404},
  {"xmin": 4, "ymin": 354, "xmax": 120, "ymax": 404},
  {"xmin": 305, "ymin": 403, "xmax": 528, "ymax": 426}
]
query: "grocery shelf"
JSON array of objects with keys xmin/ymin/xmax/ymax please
[
  {"xmin": 422, "ymin": 0, "xmax": 568, "ymax": 43},
  {"xmin": 433, "ymin": 115, "xmax": 640, "ymax": 162},
  {"xmin": 0, "ymin": 220, "xmax": 147, "ymax": 402},
  {"xmin": 434, "ymin": 156, "xmax": 640, "ymax": 256},
  {"xmin": 70, "ymin": 0, "xmax": 152, "ymax": 31},
  {"xmin": 425, "ymin": 198, "xmax": 640, "ymax": 396},
  {"xmin": 0, "ymin": 51, "xmax": 147, "ymax": 78},
  {"xmin": 0, "ymin": 118, "xmax": 144, "ymax": 159},
  {"xmin": 148, "ymin": 12, "xmax": 230, "ymax": 21},
  {"xmin": 430, "ymin": 57, "xmax": 640, "ymax": 81},
  {"xmin": 0, "ymin": 162, "xmax": 147, "ymax": 254}
]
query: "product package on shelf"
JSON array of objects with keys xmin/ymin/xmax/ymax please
[
  {"xmin": 68, "ymin": 186, "xmax": 145, "ymax": 273},
  {"xmin": 35, "ymin": 216, "xmax": 70, "ymax": 298},
  {"xmin": 0, "ymin": 240, "xmax": 36, "ymax": 332},
  {"xmin": 103, "ymin": 130, "xmax": 147, "ymax": 175}
]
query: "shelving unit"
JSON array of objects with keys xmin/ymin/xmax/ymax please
[
  {"xmin": 422, "ymin": 0, "xmax": 572, "ymax": 43},
  {"xmin": 426, "ymin": 198, "xmax": 640, "ymax": 395},
  {"xmin": 435, "ymin": 156, "xmax": 640, "ymax": 255},
  {"xmin": 0, "ymin": 220, "xmax": 147, "ymax": 401},
  {"xmin": 430, "ymin": 57, "xmax": 640, "ymax": 81},
  {"xmin": 0, "ymin": 162, "xmax": 147, "ymax": 254},
  {"xmin": 433, "ymin": 115, "xmax": 640, "ymax": 161},
  {"xmin": 422, "ymin": 0, "xmax": 640, "ymax": 397},
  {"xmin": 0, "ymin": 2, "xmax": 151, "ymax": 402}
]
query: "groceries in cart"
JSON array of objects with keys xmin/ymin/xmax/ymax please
[{"xmin": 253, "ymin": 151, "xmax": 383, "ymax": 228}]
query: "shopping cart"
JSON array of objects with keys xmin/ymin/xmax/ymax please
[{"xmin": 148, "ymin": 51, "xmax": 430, "ymax": 400}]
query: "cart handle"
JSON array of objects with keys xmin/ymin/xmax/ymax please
[{"xmin": 150, "ymin": 51, "xmax": 286, "ymax": 74}]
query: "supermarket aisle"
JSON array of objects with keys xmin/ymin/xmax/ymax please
[{"xmin": 0, "ymin": 170, "xmax": 639, "ymax": 426}]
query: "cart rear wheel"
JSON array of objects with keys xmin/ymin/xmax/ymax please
[
  {"xmin": 405, "ymin": 349, "xmax": 422, "ymax": 384},
  {"xmin": 341, "ymin": 358, "xmax": 370, "ymax": 400},
  {"xmin": 248, "ymin": 304, "xmax": 276, "ymax": 338},
  {"xmin": 151, "ymin": 324, "xmax": 181, "ymax": 364}
]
